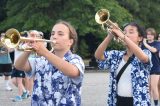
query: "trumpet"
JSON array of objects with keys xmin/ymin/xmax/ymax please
[
  {"xmin": 1, "ymin": 28, "xmax": 55, "ymax": 51},
  {"xmin": 95, "ymin": 9, "xmax": 124, "ymax": 42}
]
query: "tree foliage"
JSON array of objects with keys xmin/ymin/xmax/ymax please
[
  {"xmin": 1, "ymin": 0, "xmax": 159, "ymax": 58},
  {"xmin": 116, "ymin": 0, "xmax": 160, "ymax": 33},
  {"xmin": 0, "ymin": 0, "xmax": 133, "ymax": 33}
]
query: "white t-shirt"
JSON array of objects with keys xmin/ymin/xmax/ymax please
[
  {"xmin": 14, "ymin": 49, "xmax": 23, "ymax": 64},
  {"xmin": 116, "ymin": 59, "xmax": 133, "ymax": 97}
]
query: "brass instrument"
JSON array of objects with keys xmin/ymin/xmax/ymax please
[
  {"xmin": 0, "ymin": 41, "xmax": 3, "ymax": 47},
  {"xmin": 1, "ymin": 28, "xmax": 55, "ymax": 51},
  {"xmin": 95, "ymin": 9, "xmax": 124, "ymax": 42}
]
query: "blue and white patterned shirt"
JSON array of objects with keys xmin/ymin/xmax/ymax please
[
  {"xmin": 26, "ymin": 51, "xmax": 85, "ymax": 106},
  {"xmin": 98, "ymin": 49, "xmax": 152, "ymax": 106}
]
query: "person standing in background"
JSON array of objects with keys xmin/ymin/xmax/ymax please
[
  {"xmin": 23, "ymin": 30, "xmax": 44, "ymax": 97},
  {"xmin": 11, "ymin": 30, "xmax": 44, "ymax": 102},
  {"xmin": 11, "ymin": 32, "xmax": 29, "ymax": 102},
  {"xmin": 142, "ymin": 28, "xmax": 160, "ymax": 106},
  {"xmin": 158, "ymin": 34, "xmax": 160, "ymax": 100},
  {"xmin": 0, "ymin": 33, "xmax": 13, "ymax": 91}
]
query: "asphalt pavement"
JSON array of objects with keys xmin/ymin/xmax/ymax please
[{"xmin": 0, "ymin": 71, "xmax": 109, "ymax": 106}]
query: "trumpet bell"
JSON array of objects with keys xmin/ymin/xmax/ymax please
[
  {"xmin": 1, "ymin": 28, "xmax": 55, "ymax": 51},
  {"xmin": 95, "ymin": 9, "xmax": 124, "ymax": 43},
  {"xmin": 1, "ymin": 28, "xmax": 20, "ymax": 48},
  {"xmin": 95, "ymin": 9, "xmax": 110, "ymax": 24}
]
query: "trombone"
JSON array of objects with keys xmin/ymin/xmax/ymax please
[
  {"xmin": 1, "ymin": 28, "xmax": 55, "ymax": 51},
  {"xmin": 95, "ymin": 9, "xmax": 124, "ymax": 42}
]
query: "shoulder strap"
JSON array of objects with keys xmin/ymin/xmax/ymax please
[{"xmin": 116, "ymin": 55, "xmax": 135, "ymax": 84}]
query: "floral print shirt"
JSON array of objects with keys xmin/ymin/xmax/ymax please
[
  {"xmin": 98, "ymin": 49, "xmax": 152, "ymax": 106},
  {"xmin": 26, "ymin": 51, "xmax": 85, "ymax": 106}
]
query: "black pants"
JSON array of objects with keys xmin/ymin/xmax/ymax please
[{"xmin": 117, "ymin": 95, "xmax": 133, "ymax": 106}]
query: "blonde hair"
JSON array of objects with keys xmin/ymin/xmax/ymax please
[
  {"xmin": 146, "ymin": 28, "xmax": 157, "ymax": 39},
  {"xmin": 28, "ymin": 30, "xmax": 43, "ymax": 38}
]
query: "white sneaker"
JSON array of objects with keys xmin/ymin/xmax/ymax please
[{"xmin": 5, "ymin": 86, "xmax": 12, "ymax": 91}]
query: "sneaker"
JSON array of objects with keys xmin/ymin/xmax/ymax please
[
  {"xmin": 12, "ymin": 96, "xmax": 22, "ymax": 102},
  {"xmin": 27, "ymin": 94, "xmax": 31, "ymax": 98},
  {"xmin": 21, "ymin": 91, "xmax": 28, "ymax": 99},
  {"xmin": 5, "ymin": 86, "xmax": 12, "ymax": 91}
]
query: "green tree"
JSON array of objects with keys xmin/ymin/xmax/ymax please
[
  {"xmin": 0, "ymin": 0, "xmax": 133, "ymax": 58},
  {"xmin": 0, "ymin": 0, "xmax": 7, "ymax": 25},
  {"xmin": 116, "ymin": 0, "xmax": 160, "ymax": 33},
  {"xmin": 78, "ymin": 39, "xmax": 89, "ymax": 58},
  {"xmin": 0, "ymin": 0, "xmax": 133, "ymax": 34}
]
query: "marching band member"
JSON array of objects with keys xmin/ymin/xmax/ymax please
[
  {"xmin": 142, "ymin": 28, "xmax": 160, "ymax": 106},
  {"xmin": 15, "ymin": 20, "xmax": 85, "ymax": 106},
  {"xmin": 95, "ymin": 22, "xmax": 152, "ymax": 106}
]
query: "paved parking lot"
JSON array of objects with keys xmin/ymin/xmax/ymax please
[{"xmin": 0, "ymin": 71, "xmax": 108, "ymax": 106}]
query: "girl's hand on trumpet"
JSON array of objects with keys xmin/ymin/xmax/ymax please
[
  {"xmin": 107, "ymin": 23, "xmax": 124, "ymax": 42},
  {"xmin": 111, "ymin": 26, "xmax": 125, "ymax": 41},
  {"xmin": 31, "ymin": 41, "xmax": 49, "ymax": 56}
]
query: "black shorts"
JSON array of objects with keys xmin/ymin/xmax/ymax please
[
  {"xmin": 11, "ymin": 67, "xmax": 25, "ymax": 78},
  {"xmin": 150, "ymin": 71, "xmax": 160, "ymax": 75},
  {"xmin": 0, "ymin": 64, "xmax": 12, "ymax": 76},
  {"xmin": 117, "ymin": 95, "xmax": 133, "ymax": 106}
]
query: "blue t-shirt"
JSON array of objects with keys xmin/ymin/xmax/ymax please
[
  {"xmin": 142, "ymin": 41, "xmax": 160, "ymax": 73},
  {"xmin": 0, "ymin": 47, "xmax": 12, "ymax": 64}
]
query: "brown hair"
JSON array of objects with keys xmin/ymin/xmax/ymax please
[
  {"xmin": 123, "ymin": 22, "xmax": 146, "ymax": 45},
  {"xmin": 55, "ymin": 20, "xmax": 78, "ymax": 52},
  {"xmin": 123, "ymin": 22, "xmax": 146, "ymax": 38},
  {"xmin": 146, "ymin": 28, "xmax": 157, "ymax": 39}
]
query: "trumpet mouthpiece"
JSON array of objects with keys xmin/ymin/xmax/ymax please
[{"xmin": 52, "ymin": 40, "xmax": 56, "ymax": 44}]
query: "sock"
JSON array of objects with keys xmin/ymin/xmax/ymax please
[
  {"xmin": 5, "ymin": 80, "xmax": 9, "ymax": 87},
  {"xmin": 154, "ymin": 100, "xmax": 158, "ymax": 105},
  {"xmin": 22, "ymin": 88, "xmax": 26, "ymax": 93}
]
